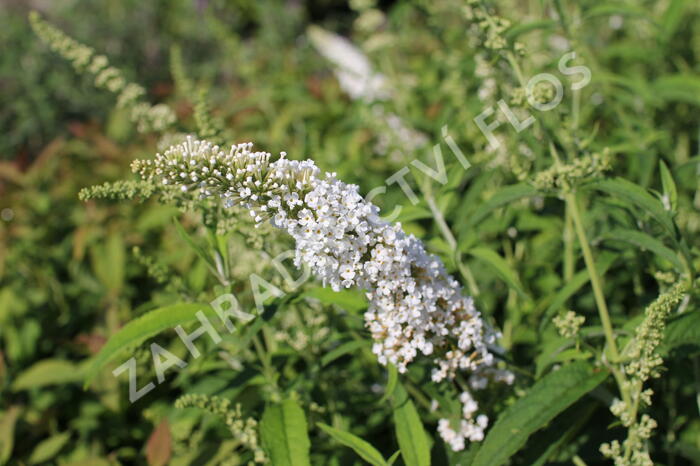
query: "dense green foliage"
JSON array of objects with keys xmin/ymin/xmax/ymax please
[{"xmin": 2, "ymin": 0, "xmax": 700, "ymax": 465}]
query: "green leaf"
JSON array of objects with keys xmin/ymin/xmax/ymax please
[
  {"xmin": 28, "ymin": 432, "xmax": 71, "ymax": 465},
  {"xmin": 392, "ymin": 384, "xmax": 431, "ymax": 466},
  {"xmin": 172, "ymin": 218, "xmax": 216, "ymax": 271},
  {"xmin": 660, "ymin": 0, "xmax": 688, "ymax": 43},
  {"xmin": 84, "ymin": 302, "xmax": 215, "ymax": 387},
  {"xmin": 394, "ymin": 205, "xmax": 432, "ymax": 223},
  {"xmin": 537, "ymin": 349, "xmax": 593, "ymax": 377},
  {"xmin": 652, "ymin": 75, "xmax": 700, "ymax": 106},
  {"xmin": 534, "ymin": 336, "xmax": 569, "ymax": 379},
  {"xmin": 378, "ymin": 363, "xmax": 398, "ymax": 404},
  {"xmin": 659, "ymin": 160, "xmax": 678, "ymax": 213},
  {"xmin": 460, "ymin": 184, "xmax": 537, "ymax": 234},
  {"xmin": 467, "ymin": 247, "xmax": 526, "ymax": 298},
  {"xmin": 387, "ymin": 450, "xmax": 401, "ymax": 465},
  {"xmin": 300, "ymin": 287, "xmax": 367, "ymax": 312},
  {"xmin": 446, "ymin": 442, "xmax": 479, "ymax": 466},
  {"xmin": 12, "ymin": 359, "xmax": 84, "ymax": 391},
  {"xmin": 0, "ymin": 406, "xmax": 21, "ymax": 465},
  {"xmin": 585, "ymin": 178, "xmax": 677, "ymax": 238},
  {"xmin": 596, "ymin": 72, "xmax": 657, "ymax": 106},
  {"xmin": 505, "ymin": 20, "xmax": 556, "ymax": 39},
  {"xmin": 318, "ymin": 423, "xmax": 387, "ymax": 466},
  {"xmin": 321, "ymin": 340, "xmax": 369, "ymax": 367},
  {"xmin": 521, "ymin": 401, "xmax": 597, "ymax": 466},
  {"xmin": 472, "ymin": 362, "xmax": 609, "ymax": 466},
  {"xmin": 600, "ymin": 229, "xmax": 682, "ymax": 271},
  {"xmin": 260, "ymin": 399, "xmax": 311, "ymax": 466},
  {"xmin": 662, "ymin": 311, "xmax": 700, "ymax": 353}
]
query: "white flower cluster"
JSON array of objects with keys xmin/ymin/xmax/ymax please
[
  {"xmin": 133, "ymin": 136, "xmax": 510, "ymax": 450},
  {"xmin": 307, "ymin": 26, "xmax": 427, "ymax": 165},
  {"xmin": 307, "ymin": 25, "xmax": 391, "ymax": 102},
  {"xmin": 437, "ymin": 391, "xmax": 490, "ymax": 451}
]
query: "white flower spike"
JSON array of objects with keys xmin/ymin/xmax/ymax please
[{"xmin": 133, "ymin": 136, "xmax": 512, "ymax": 449}]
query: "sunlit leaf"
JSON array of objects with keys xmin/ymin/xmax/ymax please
[
  {"xmin": 600, "ymin": 229, "xmax": 682, "ymax": 271},
  {"xmin": 659, "ymin": 160, "xmax": 678, "ymax": 213},
  {"xmin": 663, "ymin": 310, "xmax": 700, "ymax": 353},
  {"xmin": 84, "ymin": 302, "xmax": 217, "ymax": 387},
  {"xmin": 585, "ymin": 178, "xmax": 677, "ymax": 238},
  {"xmin": 12, "ymin": 359, "xmax": 84, "ymax": 391},
  {"xmin": 378, "ymin": 363, "xmax": 398, "ymax": 404},
  {"xmin": 392, "ymin": 384, "xmax": 431, "ymax": 466},
  {"xmin": 0, "ymin": 406, "xmax": 20, "ymax": 464},
  {"xmin": 260, "ymin": 399, "xmax": 311, "ymax": 466},
  {"xmin": 28, "ymin": 432, "xmax": 71, "ymax": 465},
  {"xmin": 318, "ymin": 423, "xmax": 387, "ymax": 466},
  {"xmin": 321, "ymin": 339, "xmax": 369, "ymax": 367},
  {"xmin": 460, "ymin": 184, "xmax": 537, "ymax": 235},
  {"xmin": 467, "ymin": 247, "xmax": 526, "ymax": 297},
  {"xmin": 300, "ymin": 287, "xmax": 367, "ymax": 312}
]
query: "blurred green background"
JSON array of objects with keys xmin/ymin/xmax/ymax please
[{"xmin": 2, "ymin": 0, "xmax": 700, "ymax": 464}]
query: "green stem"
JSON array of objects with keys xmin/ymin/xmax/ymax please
[
  {"xmin": 565, "ymin": 191, "xmax": 619, "ymax": 362},
  {"xmin": 623, "ymin": 380, "xmax": 643, "ymax": 461},
  {"xmin": 424, "ymin": 190, "xmax": 480, "ymax": 296},
  {"xmin": 506, "ymin": 51, "xmax": 527, "ymax": 88},
  {"xmin": 252, "ymin": 335, "xmax": 276, "ymax": 389},
  {"xmin": 564, "ymin": 204, "xmax": 575, "ymax": 282},
  {"xmin": 552, "ymin": 142, "xmax": 574, "ymax": 283},
  {"xmin": 479, "ymin": 4, "xmax": 528, "ymax": 90},
  {"xmin": 572, "ymin": 87, "xmax": 581, "ymax": 136},
  {"xmin": 565, "ymin": 190, "xmax": 631, "ymax": 408}
]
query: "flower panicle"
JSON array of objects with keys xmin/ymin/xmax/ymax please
[
  {"xmin": 136, "ymin": 136, "xmax": 512, "ymax": 451},
  {"xmin": 29, "ymin": 11, "xmax": 175, "ymax": 133},
  {"xmin": 601, "ymin": 281, "xmax": 689, "ymax": 465},
  {"xmin": 621, "ymin": 281, "xmax": 688, "ymax": 383}
]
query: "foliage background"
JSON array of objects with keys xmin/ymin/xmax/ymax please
[{"xmin": 1, "ymin": 0, "xmax": 700, "ymax": 465}]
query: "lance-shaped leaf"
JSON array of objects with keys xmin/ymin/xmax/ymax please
[
  {"xmin": 472, "ymin": 362, "xmax": 608, "ymax": 466},
  {"xmin": 318, "ymin": 423, "xmax": 387, "ymax": 466},
  {"xmin": 260, "ymin": 399, "xmax": 311, "ymax": 466},
  {"xmin": 392, "ymin": 384, "xmax": 431, "ymax": 466},
  {"xmin": 84, "ymin": 302, "xmax": 217, "ymax": 387}
]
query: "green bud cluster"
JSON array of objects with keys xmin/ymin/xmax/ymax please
[
  {"xmin": 532, "ymin": 150, "xmax": 612, "ymax": 191},
  {"xmin": 621, "ymin": 282, "xmax": 687, "ymax": 383},
  {"xmin": 79, "ymin": 144, "xmax": 274, "ymax": 264},
  {"xmin": 527, "ymin": 82, "xmax": 556, "ymax": 106},
  {"xmin": 132, "ymin": 246, "xmax": 186, "ymax": 293},
  {"xmin": 553, "ymin": 310, "xmax": 585, "ymax": 339},
  {"xmin": 169, "ymin": 46, "xmax": 227, "ymax": 144},
  {"xmin": 29, "ymin": 12, "xmax": 175, "ymax": 134},
  {"xmin": 194, "ymin": 88, "xmax": 226, "ymax": 145},
  {"xmin": 601, "ymin": 281, "xmax": 688, "ymax": 465},
  {"xmin": 175, "ymin": 394, "xmax": 266, "ymax": 464},
  {"xmin": 78, "ymin": 180, "xmax": 160, "ymax": 202},
  {"xmin": 463, "ymin": 0, "xmax": 524, "ymax": 54},
  {"xmin": 600, "ymin": 414, "xmax": 658, "ymax": 466}
]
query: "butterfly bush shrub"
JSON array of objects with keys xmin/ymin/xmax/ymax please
[{"xmin": 18, "ymin": 1, "xmax": 700, "ymax": 465}]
